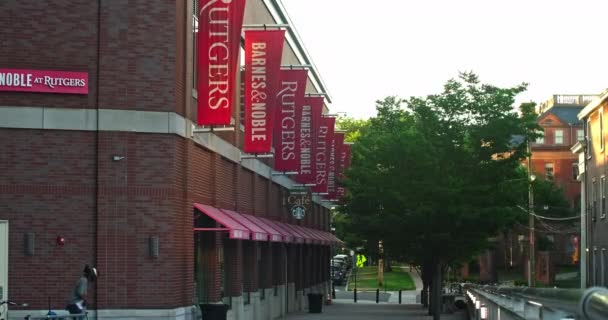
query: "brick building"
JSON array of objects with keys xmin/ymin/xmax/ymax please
[{"xmin": 0, "ymin": 1, "xmax": 340, "ymax": 319}]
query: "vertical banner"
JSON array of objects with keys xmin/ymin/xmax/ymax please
[
  {"xmin": 243, "ymin": 30, "xmax": 286, "ymax": 153},
  {"xmin": 336, "ymin": 142, "xmax": 350, "ymax": 199},
  {"xmin": 296, "ymin": 97, "xmax": 324, "ymax": 184},
  {"xmin": 312, "ymin": 116, "xmax": 336, "ymax": 193},
  {"xmin": 273, "ymin": 70, "xmax": 308, "ymax": 172},
  {"xmin": 197, "ymin": 0, "xmax": 246, "ymax": 125},
  {"xmin": 327, "ymin": 132, "xmax": 345, "ymax": 199}
]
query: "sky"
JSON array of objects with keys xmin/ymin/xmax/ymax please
[{"xmin": 281, "ymin": 0, "xmax": 608, "ymax": 119}]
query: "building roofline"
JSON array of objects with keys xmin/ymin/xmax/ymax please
[
  {"xmin": 578, "ymin": 88, "xmax": 608, "ymax": 119},
  {"xmin": 263, "ymin": 0, "xmax": 332, "ymax": 104}
]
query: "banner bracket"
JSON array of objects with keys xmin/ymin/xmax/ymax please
[
  {"xmin": 271, "ymin": 171, "xmax": 299, "ymax": 176},
  {"xmin": 193, "ymin": 126, "xmax": 235, "ymax": 133},
  {"xmin": 293, "ymin": 183, "xmax": 316, "ymax": 188},
  {"xmin": 281, "ymin": 64, "xmax": 311, "ymax": 70},
  {"xmin": 243, "ymin": 24, "xmax": 290, "ymax": 29},
  {"xmin": 240, "ymin": 153, "xmax": 274, "ymax": 160}
]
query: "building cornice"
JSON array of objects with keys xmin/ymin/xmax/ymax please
[{"xmin": 578, "ymin": 88, "xmax": 608, "ymax": 120}]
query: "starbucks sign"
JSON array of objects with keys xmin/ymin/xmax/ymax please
[{"xmin": 285, "ymin": 189, "xmax": 312, "ymax": 220}]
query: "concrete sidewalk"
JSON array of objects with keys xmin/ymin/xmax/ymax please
[{"xmin": 285, "ymin": 301, "xmax": 466, "ymax": 320}]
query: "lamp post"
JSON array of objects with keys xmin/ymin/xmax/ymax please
[{"xmin": 527, "ymin": 140, "xmax": 536, "ymax": 287}]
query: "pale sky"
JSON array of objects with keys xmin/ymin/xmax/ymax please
[{"xmin": 282, "ymin": 0, "xmax": 608, "ymax": 119}]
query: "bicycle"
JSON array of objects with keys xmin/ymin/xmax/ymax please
[
  {"xmin": 0, "ymin": 300, "xmax": 29, "ymax": 320},
  {"xmin": 1, "ymin": 300, "xmax": 87, "ymax": 320}
]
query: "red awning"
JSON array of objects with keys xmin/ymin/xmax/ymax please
[
  {"xmin": 241, "ymin": 214, "xmax": 283, "ymax": 242},
  {"xmin": 281, "ymin": 223, "xmax": 309, "ymax": 244},
  {"xmin": 291, "ymin": 224, "xmax": 321, "ymax": 244},
  {"xmin": 308, "ymin": 228, "xmax": 329, "ymax": 245},
  {"xmin": 259, "ymin": 217, "xmax": 294, "ymax": 243},
  {"xmin": 300, "ymin": 226, "xmax": 325, "ymax": 245},
  {"xmin": 193, "ymin": 204, "xmax": 250, "ymax": 240},
  {"xmin": 220, "ymin": 209, "xmax": 269, "ymax": 241}
]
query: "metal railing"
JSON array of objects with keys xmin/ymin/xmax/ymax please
[{"xmin": 464, "ymin": 284, "xmax": 608, "ymax": 320}]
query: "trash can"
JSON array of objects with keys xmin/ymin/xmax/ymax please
[
  {"xmin": 200, "ymin": 304, "xmax": 228, "ymax": 320},
  {"xmin": 307, "ymin": 293, "xmax": 323, "ymax": 313}
]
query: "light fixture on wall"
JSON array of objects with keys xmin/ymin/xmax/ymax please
[
  {"xmin": 112, "ymin": 155, "xmax": 125, "ymax": 161},
  {"xmin": 149, "ymin": 236, "xmax": 160, "ymax": 258},
  {"xmin": 24, "ymin": 233, "xmax": 35, "ymax": 256}
]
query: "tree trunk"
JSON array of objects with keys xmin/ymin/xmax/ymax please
[{"xmin": 431, "ymin": 263, "xmax": 443, "ymax": 320}]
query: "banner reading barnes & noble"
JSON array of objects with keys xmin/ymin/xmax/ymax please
[
  {"xmin": 312, "ymin": 116, "xmax": 336, "ymax": 193},
  {"xmin": 244, "ymin": 30, "xmax": 285, "ymax": 153},
  {"xmin": 273, "ymin": 70, "xmax": 308, "ymax": 172},
  {"xmin": 197, "ymin": 0, "xmax": 246, "ymax": 125},
  {"xmin": 296, "ymin": 97, "xmax": 324, "ymax": 184}
]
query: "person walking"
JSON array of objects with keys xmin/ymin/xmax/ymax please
[{"xmin": 66, "ymin": 265, "xmax": 97, "ymax": 319}]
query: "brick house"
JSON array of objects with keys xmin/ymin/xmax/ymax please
[
  {"xmin": 486, "ymin": 96, "xmax": 588, "ymax": 281},
  {"xmin": 0, "ymin": 1, "xmax": 339, "ymax": 319},
  {"xmin": 573, "ymin": 89, "xmax": 608, "ymax": 288}
]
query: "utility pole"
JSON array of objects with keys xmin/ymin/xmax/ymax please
[{"xmin": 527, "ymin": 140, "xmax": 536, "ymax": 287}]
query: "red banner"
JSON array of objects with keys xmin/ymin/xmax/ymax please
[
  {"xmin": 0, "ymin": 69, "xmax": 88, "ymax": 94},
  {"xmin": 326, "ymin": 132, "xmax": 345, "ymax": 199},
  {"xmin": 312, "ymin": 117, "xmax": 336, "ymax": 193},
  {"xmin": 196, "ymin": 0, "xmax": 246, "ymax": 125},
  {"xmin": 336, "ymin": 143, "xmax": 350, "ymax": 199},
  {"xmin": 296, "ymin": 97, "xmax": 324, "ymax": 183},
  {"xmin": 243, "ymin": 30, "xmax": 285, "ymax": 153},
  {"xmin": 273, "ymin": 70, "xmax": 308, "ymax": 172}
]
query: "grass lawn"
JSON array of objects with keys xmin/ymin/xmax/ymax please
[{"xmin": 348, "ymin": 266, "xmax": 416, "ymax": 291}]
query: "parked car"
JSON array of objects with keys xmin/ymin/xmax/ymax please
[
  {"xmin": 333, "ymin": 254, "xmax": 352, "ymax": 270},
  {"xmin": 331, "ymin": 264, "xmax": 346, "ymax": 285}
]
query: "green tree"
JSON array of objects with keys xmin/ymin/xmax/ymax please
[
  {"xmin": 343, "ymin": 73, "xmax": 534, "ymax": 319},
  {"xmin": 336, "ymin": 116, "xmax": 368, "ymax": 142}
]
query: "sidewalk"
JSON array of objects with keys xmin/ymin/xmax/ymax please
[{"xmin": 286, "ymin": 301, "xmax": 466, "ymax": 320}]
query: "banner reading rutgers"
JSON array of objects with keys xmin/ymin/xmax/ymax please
[
  {"xmin": 196, "ymin": 0, "xmax": 246, "ymax": 125},
  {"xmin": 326, "ymin": 132, "xmax": 345, "ymax": 199},
  {"xmin": 243, "ymin": 30, "xmax": 285, "ymax": 153},
  {"xmin": 296, "ymin": 97, "xmax": 324, "ymax": 184},
  {"xmin": 273, "ymin": 70, "xmax": 308, "ymax": 172},
  {"xmin": 312, "ymin": 116, "xmax": 336, "ymax": 193}
]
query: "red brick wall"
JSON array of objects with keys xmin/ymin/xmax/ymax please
[
  {"xmin": 0, "ymin": 129, "xmax": 97, "ymax": 309},
  {"xmin": 238, "ymin": 170, "xmax": 254, "ymax": 215},
  {"xmin": 0, "ymin": 1, "xmax": 98, "ymax": 109},
  {"xmin": 216, "ymin": 158, "xmax": 236, "ymax": 210},
  {"xmin": 254, "ymin": 175, "xmax": 267, "ymax": 217}
]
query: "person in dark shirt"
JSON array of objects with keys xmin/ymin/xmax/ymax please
[{"xmin": 66, "ymin": 265, "xmax": 97, "ymax": 319}]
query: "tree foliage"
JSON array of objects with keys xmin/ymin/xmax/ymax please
[{"xmin": 342, "ymin": 73, "xmax": 541, "ymax": 318}]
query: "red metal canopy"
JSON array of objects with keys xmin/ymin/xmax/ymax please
[
  {"xmin": 241, "ymin": 214, "xmax": 283, "ymax": 242},
  {"xmin": 193, "ymin": 203, "xmax": 250, "ymax": 240},
  {"xmin": 220, "ymin": 209, "xmax": 269, "ymax": 241},
  {"xmin": 259, "ymin": 218, "xmax": 294, "ymax": 243}
]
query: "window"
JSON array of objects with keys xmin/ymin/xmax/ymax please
[
  {"xmin": 588, "ymin": 119, "xmax": 593, "ymax": 159},
  {"xmin": 593, "ymin": 248, "xmax": 598, "ymax": 286},
  {"xmin": 535, "ymin": 131, "xmax": 544, "ymax": 144},
  {"xmin": 572, "ymin": 162, "xmax": 579, "ymax": 180},
  {"xmin": 554, "ymin": 129, "xmax": 563, "ymax": 144},
  {"xmin": 603, "ymin": 249, "xmax": 607, "ymax": 286},
  {"xmin": 602, "ymin": 176, "xmax": 606, "ymax": 219},
  {"xmin": 544, "ymin": 163, "xmax": 554, "ymax": 181},
  {"xmin": 601, "ymin": 110, "xmax": 605, "ymax": 150},
  {"xmin": 577, "ymin": 129, "xmax": 585, "ymax": 142},
  {"xmin": 593, "ymin": 178, "xmax": 597, "ymax": 221}
]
